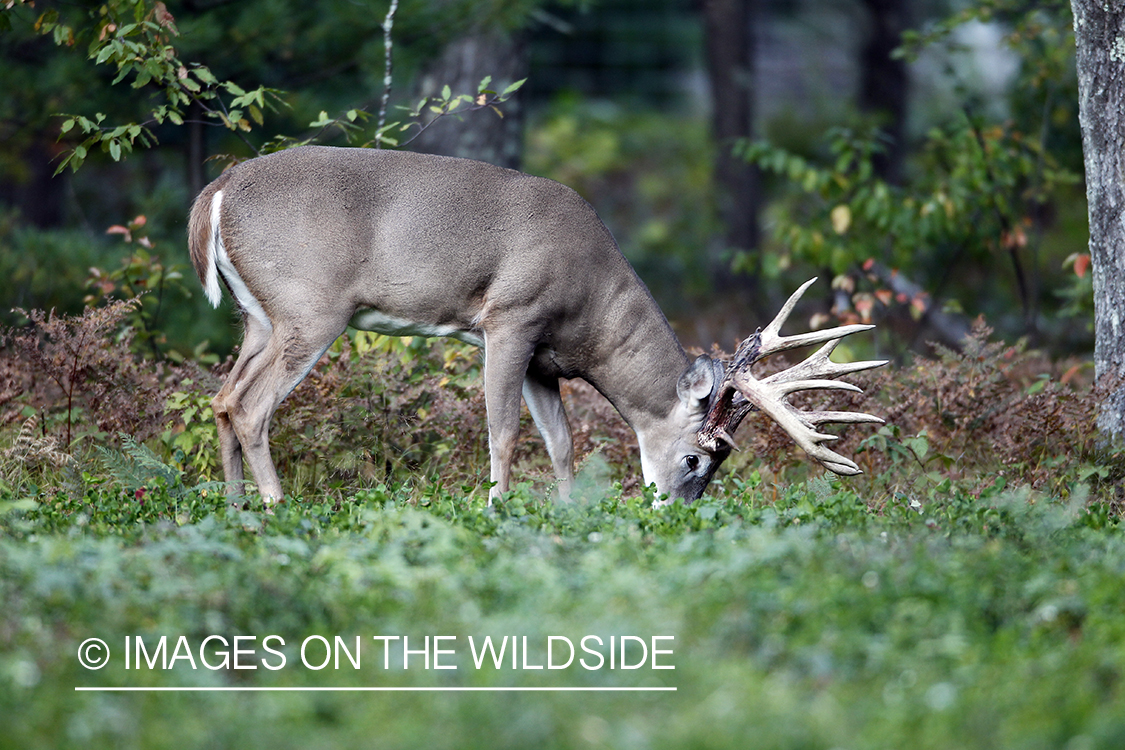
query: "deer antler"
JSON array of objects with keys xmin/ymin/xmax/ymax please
[{"xmin": 698, "ymin": 278, "xmax": 888, "ymax": 475}]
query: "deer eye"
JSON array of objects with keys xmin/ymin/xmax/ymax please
[{"xmin": 683, "ymin": 454, "xmax": 700, "ymax": 472}]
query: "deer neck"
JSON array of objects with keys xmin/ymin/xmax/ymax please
[{"xmin": 579, "ymin": 286, "xmax": 691, "ymax": 444}]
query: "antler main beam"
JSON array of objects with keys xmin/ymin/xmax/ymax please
[{"xmin": 699, "ymin": 278, "xmax": 888, "ymax": 475}]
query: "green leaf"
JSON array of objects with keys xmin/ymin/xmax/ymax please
[
  {"xmin": 53, "ymin": 154, "xmax": 73, "ymax": 175},
  {"xmin": 903, "ymin": 433, "xmax": 930, "ymax": 462},
  {"xmin": 193, "ymin": 66, "xmax": 218, "ymax": 85},
  {"xmin": 95, "ymin": 42, "xmax": 117, "ymax": 64},
  {"xmin": 34, "ymin": 8, "xmax": 59, "ymax": 33},
  {"xmin": 500, "ymin": 78, "xmax": 527, "ymax": 97}
]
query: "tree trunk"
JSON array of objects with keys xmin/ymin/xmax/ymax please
[
  {"xmin": 701, "ymin": 0, "xmax": 760, "ymax": 295},
  {"xmin": 0, "ymin": 141, "xmax": 66, "ymax": 228},
  {"xmin": 1071, "ymin": 0, "xmax": 1125, "ymax": 439},
  {"xmin": 186, "ymin": 100, "xmax": 207, "ymax": 199},
  {"xmin": 408, "ymin": 29, "xmax": 527, "ymax": 170},
  {"xmin": 859, "ymin": 0, "xmax": 909, "ymax": 184}
]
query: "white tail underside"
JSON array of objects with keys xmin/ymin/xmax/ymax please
[{"xmin": 205, "ymin": 190, "xmax": 272, "ymax": 332}]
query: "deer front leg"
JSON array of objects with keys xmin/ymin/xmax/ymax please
[
  {"xmin": 522, "ymin": 372, "xmax": 575, "ymax": 501},
  {"xmin": 482, "ymin": 332, "xmax": 536, "ymax": 505}
]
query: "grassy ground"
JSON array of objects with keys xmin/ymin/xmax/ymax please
[{"xmin": 1, "ymin": 471, "xmax": 1123, "ymax": 749}]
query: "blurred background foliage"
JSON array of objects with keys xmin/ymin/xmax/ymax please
[{"xmin": 0, "ymin": 0, "xmax": 1087, "ymax": 361}]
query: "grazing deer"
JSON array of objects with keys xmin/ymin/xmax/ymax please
[{"xmin": 188, "ymin": 146, "xmax": 885, "ymax": 504}]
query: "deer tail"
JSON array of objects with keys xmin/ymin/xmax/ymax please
[{"xmin": 187, "ymin": 172, "xmax": 232, "ymax": 308}]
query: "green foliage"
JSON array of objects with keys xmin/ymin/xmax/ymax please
[
  {"xmin": 752, "ymin": 116, "xmax": 1075, "ymax": 268},
  {"xmin": 1, "ymin": 459, "xmax": 1124, "ymax": 747},
  {"xmin": 1, "ymin": 0, "xmax": 531, "ymax": 359},
  {"xmin": 740, "ymin": 0, "xmax": 1086, "ymax": 348},
  {"xmin": 526, "ymin": 95, "xmax": 719, "ymax": 304},
  {"xmin": 739, "ymin": 115, "xmax": 1080, "ymax": 331},
  {"xmin": 29, "ymin": 0, "xmax": 286, "ymax": 171},
  {"xmin": 0, "ymin": 213, "xmax": 234, "ymax": 359},
  {"xmin": 1, "ymin": 0, "xmax": 529, "ymax": 171},
  {"xmin": 162, "ymin": 383, "xmax": 219, "ymax": 482},
  {"xmin": 282, "ymin": 75, "xmax": 526, "ymax": 153},
  {"xmin": 0, "ymin": 213, "xmax": 114, "ymax": 320},
  {"xmin": 84, "ymin": 214, "xmax": 206, "ymax": 361}
]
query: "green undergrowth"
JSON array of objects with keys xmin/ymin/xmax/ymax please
[{"xmin": 2, "ymin": 468, "xmax": 1124, "ymax": 749}]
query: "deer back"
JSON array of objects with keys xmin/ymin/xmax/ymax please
[{"xmin": 187, "ymin": 146, "xmax": 686, "ymax": 393}]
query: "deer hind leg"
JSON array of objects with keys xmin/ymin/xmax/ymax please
[
  {"xmin": 213, "ymin": 316, "xmax": 272, "ymax": 500},
  {"xmin": 522, "ymin": 371, "xmax": 574, "ymax": 501},
  {"xmin": 217, "ymin": 314, "xmax": 348, "ymax": 503},
  {"xmin": 481, "ymin": 331, "xmax": 536, "ymax": 505}
]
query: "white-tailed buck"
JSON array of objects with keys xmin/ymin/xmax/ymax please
[{"xmin": 188, "ymin": 146, "xmax": 885, "ymax": 504}]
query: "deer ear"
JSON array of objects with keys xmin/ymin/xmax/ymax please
[{"xmin": 677, "ymin": 355, "xmax": 719, "ymax": 413}]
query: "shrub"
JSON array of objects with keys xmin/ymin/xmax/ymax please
[
  {"xmin": 732, "ymin": 319, "xmax": 1122, "ymax": 512},
  {"xmin": 3, "ymin": 301, "xmax": 1120, "ymax": 516},
  {"xmin": 3, "ymin": 300, "xmax": 167, "ymax": 446}
]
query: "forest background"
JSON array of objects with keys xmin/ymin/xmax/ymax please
[{"xmin": 0, "ymin": 0, "xmax": 1092, "ymax": 360}]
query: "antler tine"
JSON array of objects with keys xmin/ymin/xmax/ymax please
[
  {"xmin": 740, "ymin": 387, "xmax": 872, "ymax": 475},
  {"xmin": 750, "ymin": 277, "xmax": 878, "ymax": 360},
  {"xmin": 802, "ymin": 410, "xmax": 886, "ymax": 427},
  {"xmin": 761, "ymin": 338, "xmax": 889, "ymax": 398},
  {"xmin": 759, "ymin": 277, "xmax": 818, "ymax": 340}
]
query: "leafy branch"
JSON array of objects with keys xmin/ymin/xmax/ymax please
[
  {"xmin": 737, "ymin": 111, "xmax": 1077, "ymax": 343},
  {"xmin": 1, "ymin": 0, "xmax": 525, "ymax": 171}
]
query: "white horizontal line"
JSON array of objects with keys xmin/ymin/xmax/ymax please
[{"xmin": 75, "ymin": 686, "xmax": 676, "ymax": 692}]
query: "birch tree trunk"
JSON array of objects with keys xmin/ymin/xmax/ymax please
[{"xmin": 1071, "ymin": 0, "xmax": 1125, "ymax": 439}]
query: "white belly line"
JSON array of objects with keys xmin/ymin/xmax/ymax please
[{"xmin": 349, "ymin": 308, "xmax": 484, "ymax": 347}]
